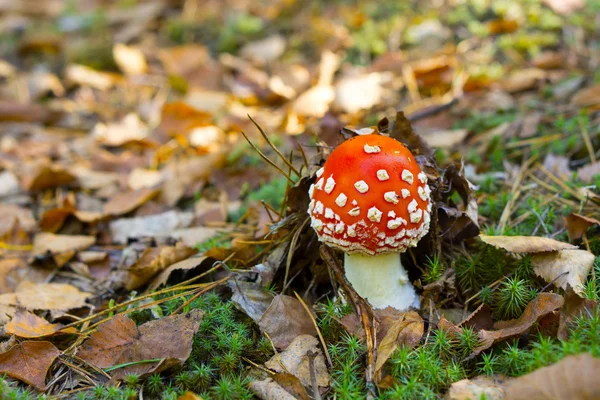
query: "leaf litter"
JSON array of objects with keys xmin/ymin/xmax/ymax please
[{"xmin": 0, "ymin": 0, "xmax": 598, "ymax": 398}]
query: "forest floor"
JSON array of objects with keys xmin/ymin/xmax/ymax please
[{"xmin": 0, "ymin": 0, "xmax": 599, "ymax": 399}]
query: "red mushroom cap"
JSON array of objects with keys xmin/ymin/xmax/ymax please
[{"xmin": 308, "ymin": 134, "xmax": 431, "ymax": 255}]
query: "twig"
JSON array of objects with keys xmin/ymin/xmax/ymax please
[
  {"xmin": 240, "ymin": 129, "xmax": 295, "ymax": 183},
  {"xmin": 294, "ymin": 291, "xmax": 332, "ymax": 367},
  {"xmin": 307, "ymin": 350, "xmax": 322, "ymax": 400},
  {"xmin": 248, "ymin": 115, "xmax": 300, "ymax": 177},
  {"xmin": 319, "ymin": 246, "xmax": 376, "ymax": 390},
  {"xmin": 283, "ymin": 217, "xmax": 309, "ymax": 293}
]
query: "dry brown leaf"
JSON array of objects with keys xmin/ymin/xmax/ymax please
[
  {"xmin": 14, "ymin": 282, "xmax": 90, "ymax": 311},
  {"xmin": 0, "ymin": 204, "xmax": 36, "ymax": 235},
  {"xmin": 0, "ymin": 341, "xmax": 60, "ymax": 391},
  {"xmin": 119, "ymin": 242, "xmax": 196, "ymax": 290},
  {"xmin": 293, "ymin": 85, "xmax": 335, "ymax": 118},
  {"xmin": 503, "ymin": 353, "xmax": 600, "ymax": 399},
  {"xmin": 5, "ymin": 308, "xmax": 76, "ymax": 338},
  {"xmin": 78, "ymin": 310, "xmax": 203, "ymax": 379},
  {"xmin": 446, "ymin": 376, "xmax": 505, "ymax": 400},
  {"xmin": 249, "ymin": 378, "xmax": 297, "ymax": 400},
  {"xmin": 500, "ymin": 69, "xmax": 546, "ymax": 93},
  {"xmin": 21, "ymin": 163, "xmax": 75, "ymax": 192},
  {"xmin": 558, "ymin": 288, "xmax": 598, "ymax": 340},
  {"xmin": 375, "ymin": 311, "xmax": 424, "ymax": 373},
  {"xmin": 473, "ymin": 293, "xmax": 564, "ymax": 356},
  {"xmin": 65, "ymin": 64, "xmax": 116, "ymax": 90},
  {"xmin": 160, "ymin": 154, "xmax": 225, "ymax": 206},
  {"xmin": 113, "ymin": 43, "xmax": 148, "ymax": 75},
  {"xmin": 93, "ymin": 113, "xmax": 150, "ymax": 146},
  {"xmin": 148, "ymin": 256, "xmax": 214, "ymax": 291},
  {"xmin": 258, "ymin": 295, "xmax": 318, "ymax": 349},
  {"xmin": 265, "ymin": 335, "xmax": 330, "ymax": 388},
  {"xmin": 272, "ymin": 373, "xmax": 312, "ymax": 400},
  {"xmin": 32, "ymin": 233, "xmax": 96, "ymax": 267},
  {"xmin": 564, "ymin": 213, "xmax": 600, "ymax": 240},
  {"xmin": 478, "ymin": 234, "xmax": 577, "ymax": 253},
  {"xmin": 103, "ymin": 187, "xmax": 160, "ymax": 216},
  {"xmin": 230, "ymin": 280, "xmax": 274, "ymax": 324},
  {"xmin": 532, "ymin": 249, "xmax": 595, "ymax": 297},
  {"xmin": 571, "ymin": 83, "xmax": 600, "ymax": 107},
  {"xmin": 109, "ymin": 210, "xmax": 194, "ymax": 244},
  {"xmin": 0, "ymin": 102, "xmax": 59, "ymax": 124}
]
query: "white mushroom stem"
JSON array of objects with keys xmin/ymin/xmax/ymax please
[{"xmin": 344, "ymin": 252, "xmax": 419, "ymax": 311}]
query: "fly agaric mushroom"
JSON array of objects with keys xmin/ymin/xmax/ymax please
[{"xmin": 308, "ymin": 134, "xmax": 431, "ymax": 310}]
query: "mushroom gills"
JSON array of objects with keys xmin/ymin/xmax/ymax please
[{"xmin": 343, "ymin": 252, "xmax": 419, "ymax": 311}]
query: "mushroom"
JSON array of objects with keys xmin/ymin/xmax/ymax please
[{"xmin": 307, "ymin": 134, "xmax": 431, "ymax": 310}]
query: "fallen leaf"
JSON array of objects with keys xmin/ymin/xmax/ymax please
[
  {"xmin": 148, "ymin": 256, "xmax": 214, "ymax": 291},
  {"xmin": 0, "ymin": 204, "xmax": 36, "ymax": 236},
  {"xmin": 93, "ymin": 113, "xmax": 150, "ymax": 147},
  {"xmin": 265, "ymin": 335, "xmax": 330, "ymax": 388},
  {"xmin": 458, "ymin": 303, "xmax": 494, "ymax": 331},
  {"xmin": 127, "ymin": 168, "xmax": 164, "ymax": 191},
  {"xmin": 543, "ymin": 153, "xmax": 571, "ymax": 178},
  {"xmin": 571, "ymin": 83, "xmax": 600, "ymax": 107},
  {"xmin": 473, "ymin": 293, "xmax": 564, "ymax": 356},
  {"xmin": 113, "ymin": 43, "xmax": 148, "ymax": 75},
  {"xmin": 375, "ymin": 311, "xmax": 424, "ymax": 373},
  {"xmin": 0, "ymin": 341, "xmax": 60, "ymax": 391},
  {"xmin": 293, "ymin": 85, "xmax": 335, "ymax": 118},
  {"xmin": 532, "ymin": 250, "xmax": 595, "ymax": 297},
  {"xmin": 558, "ymin": 288, "xmax": 598, "ymax": 340},
  {"xmin": 518, "ymin": 112, "xmax": 541, "ymax": 138},
  {"xmin": 249, "ymin": 378, "xmax": 297, "ymax": 400},
  {"xmin": 78, "ymin": 310, "xmax": 203, "ymax": 379},
  {"xmin": 32, "ymin": 233, "xmax": 95, "ymax": 267},
  {"xmin": 104, "ymin": 188, "xmax": 160, "ymax": 216},
  {"xmin": 0, "ymin": 102, "xmax": 59, "ymax": 124},
  {"xmin": 258, "ymin": 295, "xmax": 318, "ymax": 349},
  {"xmin": 14, "ymin": 282, "xmax": 90, "ymax": 311},
  {"xmin": 564, "ymin": 213, "xmax": 600, "ymax": 240},
  {"xmin": 503, "ymin": 354, "xmax": 600, "ymax": 399},
  {"xmin": 5, "ymin": 308, "xmax": 76, "ymax": 338},
  {"xmin": 118, "ymin": 242, "xmax": 196, "ymax": 290},
  {"xmin": 65, "ymin": 64, "xmax": 116, "ymax": 90},
  {"xmin": 229, "ymin": 280, "xmax": 274, "ymax": 324},
  {"xmin": 479, "ymin": 235, "xmax": 577, "ymax": 253},
  {"xmin": 500, "ymin": 69, "xmax": 546, "ymax": 93},
  {"xmin": 272, "ymin": 373, "xmax": 312, "ymax": 400},
  {"xmin": 240, "ymin": 34, "xmax": 286, "ymax": 65},
  {"xmin": 446, "ymin": 376, "xmax": 505, "ymax": 400},
  {"xmin": 21, "ymin": 163, "xmax": 75, "ymax": 192},
  {"xmin": 109, "ymin": 210, "xmax": 194, "ymax": 244}
]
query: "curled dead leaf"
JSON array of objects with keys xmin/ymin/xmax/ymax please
[
  {"xmin": 375, "ymin": 311, "xmax": 424, "ymax": 373},
  {"xmin": 532, "ymin": 249, "xmax": 595, "ymax": 297},
  {"xmin": 32, "ymin": 233, "xmax": 96, "ymax": 267},
  {"xmin": 473, "ymin": 293, "xmax": 564, "ymax": 357},
  {"xmin": 564, "ymin": 213, "xmax": 600, "ymax": 240},
  {"xmin": 479, "ymin": 234, "xmax": 577, "ymax": 253}
]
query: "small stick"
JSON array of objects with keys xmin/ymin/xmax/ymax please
[
  {"xmin": 307, "ymin": 350, "xmax": 322, "ymax": 400},
  {"xmin": 249, "ymin": 115, "xmax": 301, "ymax": 177},
  {"xmin": 294, "ymin": 291, "xmax": 332, "ymax": 367},
  {"xmin": 240, "ymin": 129, "xmax": 295, "ymax": 183}
]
